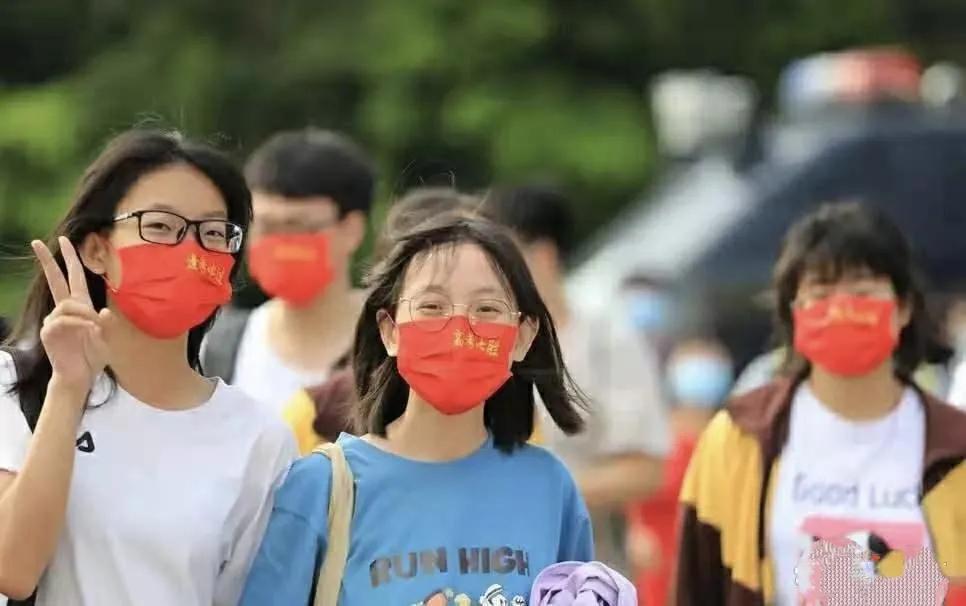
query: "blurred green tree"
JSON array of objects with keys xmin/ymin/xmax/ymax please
[{"xmin": 0, "ymin": 0, "xmax": 959, "ymax": 315}]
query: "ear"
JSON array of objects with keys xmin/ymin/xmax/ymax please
[
  {"xmin": 377, "ymin": 310, "xmax": 399, "ymax": 357},
  {"xmin": 339, "ymin": 210, "xmax": 368, "ymax": 255},
  {"xmin": 78, "ymin": 232, "xmax": 111, "ymax": 276},
  {"xmin": 512, "ymin": 317, "xmax": 539, "ymax": 363}
]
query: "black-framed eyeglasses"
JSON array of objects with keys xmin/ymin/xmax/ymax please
[
  {"xmin": 398, "ymin": 293, "xmax": 521, "ymax": 338},
  {"xmin": 113, "ymin": 210, "xmax": 244, "ymax": 254}
]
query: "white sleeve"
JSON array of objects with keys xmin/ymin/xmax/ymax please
[
  {"xmin": 947, "ymin": 359, "xmax": 966, "ymax": 409},
  {"xmin": 0, "ymin": 352, "xmax": 30, "ymax": 474},
  {"xmin": 213, "ymin": 420, "xmax": 297, "ymax": 606},
  {"xmin": 590, "ymin": 313, "xmax": 671, "ymax": 458}
]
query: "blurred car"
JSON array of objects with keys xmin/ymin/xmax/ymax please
[{"xmin": 567, "ymin": 49, "xmax": 966, "ymax": 371}]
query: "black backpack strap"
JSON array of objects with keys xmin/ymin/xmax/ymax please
[
  {"xmin": 200, "ymin": 306, "xmax": 252, "ymax": 383},
  {"xmin": 7, "ymin": 592, "xmax": 36, "ymax": 604}
]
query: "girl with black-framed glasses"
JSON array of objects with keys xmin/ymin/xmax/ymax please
[{"xmin": 0, "ymin": 130, "xmax": 295, "ymax": 606}]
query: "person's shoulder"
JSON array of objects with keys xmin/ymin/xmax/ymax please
[
  {"xmin": 214, "ymin": 379, "xmax": 271, "ymax": 411},
  {"xmin": 691, "ymin": 386, "xmax": 785, "ymax": 470},
  {"xmin": 0, "ymin": 348, "xmax": 31, "ymax": 470},
  {"xmin": 277, "ymin": 437, "xmax": 369, "ymax": 512},
  {"xmin": 725, "ymin": 377, "xmax": 796, "ymax": 434},
  {"xmin": 0, "ymin": 349, "xmax": 17, "ymax": 388},
  {"xmin": 0, "ymin": 349, "xmax": 23, "ymax": 413},
  {"xmin": 732, "ymin": 349, "xmax": 785, "ymax": 396},
  {"xmin": 507, "ymin": 441, "xmax": 561, "ymax": 463},
  {"xmin": 334, "ymin": 433, "xmax": 370, "ymax": 457},
  {"xmin": 271, "ymin": 451, "xmax": 333, "ymax": 527},
  {"xmin": 245, "ymin": 301, "xmax": 271, "ymax": 327},
  {"xmin": 283, "ymin": 450, "xmax": 334, "ymax": 486},
  {"xmin": 917, "ymin": 388, "xmax": 966, "ymax": 458},
  {"xmin": 506, "ymin": 444, "xmax": 586, "ymax": 512},
  {"xmin": 504, "ymin": 442, "xmax": 576, "ymax": 484},
  {"xmin": 212, "ymin": 381, "xmax": 294, "ymax": 443},
  {"xmin": 921, "ymin": 392, "xmax": 966, "ymax": 419}
]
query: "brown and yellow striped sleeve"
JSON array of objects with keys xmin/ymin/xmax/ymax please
[{"xmin": 674, "ymin": 410, "xmax": 770, "ymax": 606}]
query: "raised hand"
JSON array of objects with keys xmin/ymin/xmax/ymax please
[{"xmin": 33, "ymin": 236, "xmax": 110, "ymax": 394}]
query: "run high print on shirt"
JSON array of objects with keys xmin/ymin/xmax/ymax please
[
  {"xmin": 371, "ymin": 546, "xmax": 530, "ymax": 588},
  {"xmin": 240, "ymin": 434, "xmax": 593, "ymax": 605}
]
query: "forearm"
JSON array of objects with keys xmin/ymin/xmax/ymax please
[
  {"xmin": 576, "ymin": 453, "xmax": 664, "ymax": 510},
  {"xmin": 0, "ymin": 379, "xmax": 85, "ymax": 598}
]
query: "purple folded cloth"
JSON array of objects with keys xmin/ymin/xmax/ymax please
[{"xmin": 530, "ymin": 561, "xmax": 638, "ymax": 606}]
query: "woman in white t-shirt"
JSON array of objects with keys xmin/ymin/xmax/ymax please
[{"xmin": 0, "ymin": 130, "xmax": 296, "ymax": 606}]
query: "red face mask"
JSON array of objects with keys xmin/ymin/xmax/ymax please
[
  {"xmin": 396, "ymin": 316, "xmax": 518, "ymax": 415},
  {"xmin": 793, "ymin": 295, "xmax": 898, "ymax": 376},
  {"xmin": 248, "ymin": 233, "xmax": 334, "ymax": 307},
  {"xmin": 107, "ymin": 241, "xmax": 235, "ymax": 340}
]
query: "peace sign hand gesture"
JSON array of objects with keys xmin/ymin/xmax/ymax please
[{"xmin": 34, "ymin": 236, "xmax": 111, "ymax": 395}]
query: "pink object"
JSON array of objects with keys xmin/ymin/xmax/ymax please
[{"xmin": 796, "ymin": 515, "xmax": 947, "ymax": 605}]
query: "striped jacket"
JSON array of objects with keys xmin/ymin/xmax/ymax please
[{"xmin": 675, "ymin": 378, "xmax": 966, "ymax": 605}]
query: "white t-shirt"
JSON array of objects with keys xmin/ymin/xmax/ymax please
[
  {"xmin": 769, "ymin": 385, "xmax": 928, "ymax": 605},
  {"xmin": 539, "ymin": 306, "xmax": 671, "ymax": 573},
  {"xmin": 945, "ymin": 357, "xmax": 966, "ymax": 410},
  {"xmin": 231, "ymin": 303, "xmax": 330, "ymax": 414},
  {"xmin": 0, "ymin": 352, "xmax": 296, "ymax": 606}
]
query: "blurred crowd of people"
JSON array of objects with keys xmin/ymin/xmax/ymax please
[
  {"xmin": 2, "ymin": 124, "xmax": 966, "ymax": 606},
  {"xmin": 203, "ymin": 130, "xmax": 737, "ymax": 603}
]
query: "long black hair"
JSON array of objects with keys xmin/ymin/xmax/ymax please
[
  {"xmin": 353, "ymin": 206, "xmax": 587, "ymax": 452},
  {"xmin": 6, "ymin": 129, "xmax": 252, "ymax": 429}
]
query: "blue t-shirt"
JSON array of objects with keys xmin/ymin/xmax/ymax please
[{"xmin": 241, "ymin": 433, "xmax": 593, "ymax": 606}]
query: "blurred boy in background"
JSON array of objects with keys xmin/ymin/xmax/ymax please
[
  {"xmin": 203, "ymin": 128, "xmax": 374, "ymax": 420},
  {"xmin": 484, "ymin": 182, "xmax": 671, "ymax": 575},
  {"xmin": 281, "ymin": 186, "xmax": 480, "ymax": 453},
  {"xmin": 626, "ymin": 337, "xmax": 734, "ymax": 606}
]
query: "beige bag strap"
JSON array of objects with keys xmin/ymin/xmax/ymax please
[{"xmin": 311, "ymin": 442, "xmax": 355, "ymax": 606}]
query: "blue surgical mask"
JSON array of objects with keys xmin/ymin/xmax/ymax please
[
  {"xmin": 628, "ymin": 291, "xmax": 671, "ymax": 333},
  {"xmin": 667, "ymin": 357, "xmax": 734, "ymax": 408}
]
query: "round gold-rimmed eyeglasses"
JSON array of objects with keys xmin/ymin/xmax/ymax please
[{"xmin": 398, "ymin": 293, "xmax": 521, "ymax": 338}]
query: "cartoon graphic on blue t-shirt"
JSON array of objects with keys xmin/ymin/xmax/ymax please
[
  {"xmin": 241, "ymin": 434, "xmax": 593, "ymax": 606},
  {"xmin": 415, "ymin": 584, "xmax": 527, "ymax": 606}
]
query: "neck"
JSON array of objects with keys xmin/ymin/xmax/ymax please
[
  {"xmin": 533, "ymin": 270, "xmax": 570, "ymax": 329},
  {"xmin": 103, "ymin": 313, "xmax": 202, "ymax": 410},
  {"xmin": 384, "ymin": 395, "xmax": 488, "ymax": 462},
  {"xmin": 808, "ymin": 362, "xmax": 905, "ymax": 421},
  {"xmin": 272, "ymin": 273, "xmax": 357, "ymax": 337}
]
